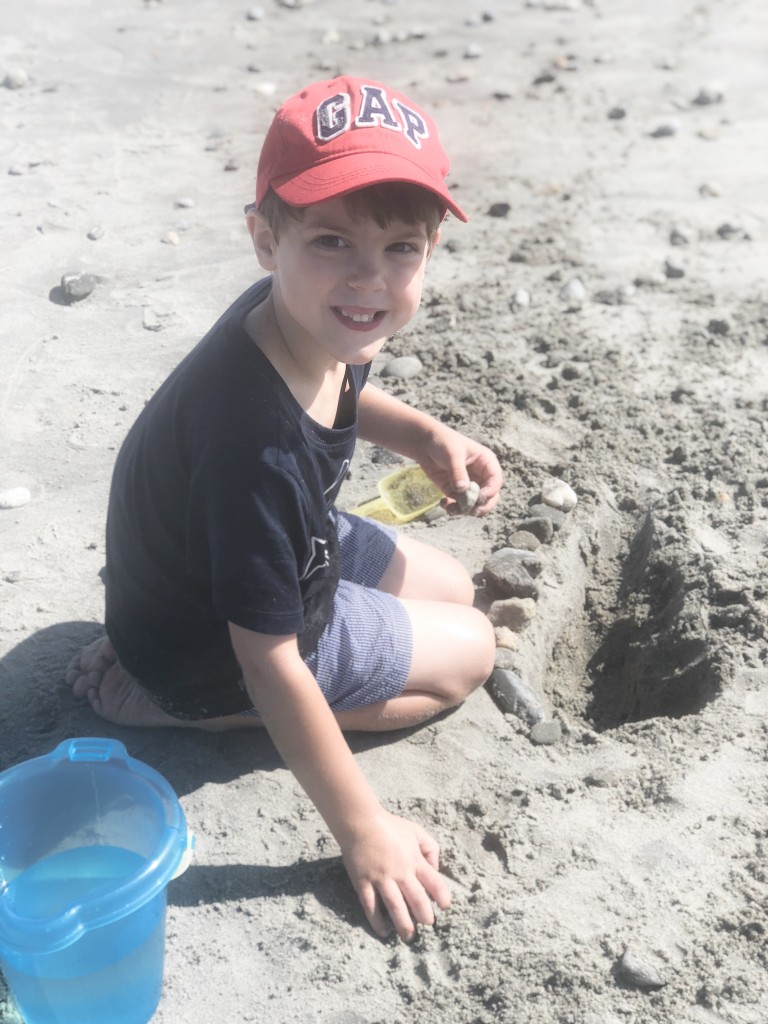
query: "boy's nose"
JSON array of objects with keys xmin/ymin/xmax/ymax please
[{"xmin": 347, "ymin": 255, "xmax": 385, "ymax": 290}]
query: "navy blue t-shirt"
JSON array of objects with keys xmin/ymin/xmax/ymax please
[{"xmin": 104, "ymin": 278, "xmax": 368, "ymax": 717}]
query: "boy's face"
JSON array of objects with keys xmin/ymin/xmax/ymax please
[{"xmin": 248, "ymin": 195, "xmax": 434, "ymax": 368}]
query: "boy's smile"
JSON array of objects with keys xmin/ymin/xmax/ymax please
[{"xmin": 249, "ymin": 195, "xmax": 433, "ymax": 375}]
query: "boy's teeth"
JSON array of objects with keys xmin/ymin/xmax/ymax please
[{"xmin": 341, "ymin": 309, "xmax": 375, "ymax": 322}]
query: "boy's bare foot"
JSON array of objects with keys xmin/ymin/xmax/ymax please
[{"xmin": 65, "ymin": 636, "xmax": 260, "ymax": 731}]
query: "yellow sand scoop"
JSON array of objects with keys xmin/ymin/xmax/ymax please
[{"xmin": 351, "ymin": 464, "xmax": 443, "ymax": 524}]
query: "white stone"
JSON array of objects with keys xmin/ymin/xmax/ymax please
[
  {"xmin": 558, "ymin": 277, "xmax": 586, "ymax": 305},
  {"xmin": 3, "ymin": 68, "xmax": 29, "ymax": 90},
  {"xmin": 511, "ymin": 288, "xmax": 531, "ymax": 308},
  {"xmin": 0, "ymin": 487, "xmax": 32, "ymax": 510},
  {"xmin": 161, "ymin": 230, "xmax": 180, "ymax": 245},
  {"xmin": 541, "ymin": 479, "xmax": 578, "ymax": 512}
]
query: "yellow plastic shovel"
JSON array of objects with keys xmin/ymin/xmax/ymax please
[{"xmin": 351, "ymin": 464, "xmax": 443, "ymax": 524}]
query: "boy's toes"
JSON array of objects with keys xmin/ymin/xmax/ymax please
[{"xmin": 70, "ymin": 669, "xmax": 102, "ymax": 700}]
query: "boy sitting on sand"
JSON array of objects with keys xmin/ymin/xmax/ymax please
[{"xmin": 66, "ymin": 76, "xmax": 502, "ymax": 941}]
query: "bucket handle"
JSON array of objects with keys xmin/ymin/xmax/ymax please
[{"xmin": 58, "ymin": 738, "xmax": 129, "ymax": 764}]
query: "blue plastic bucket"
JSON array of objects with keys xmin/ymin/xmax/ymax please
[{"xmin": 0, "ymin": 738, "xmax": 192, "ymax": 1024}]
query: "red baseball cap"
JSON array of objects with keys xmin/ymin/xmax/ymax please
[{"xmin": 255, "ymin": 76, "xmax": 468, "ymax": 222}]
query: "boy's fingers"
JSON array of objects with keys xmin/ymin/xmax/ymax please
[{"xmin": 356, "ymin": 881, "xmax": 391, "ymax": 939}]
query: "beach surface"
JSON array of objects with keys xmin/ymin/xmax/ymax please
[{"xmin": 1, "ymin": 1, "xmax": 767, "ymax": 1021}]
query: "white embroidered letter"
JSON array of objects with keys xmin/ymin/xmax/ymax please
[
  {"xmin": 356, "ymin": 85, "xmax": 401, "ymax": 133},
  {"xmin": 316, "ymin": 93, "xmax": 351, "ymax": 142},
  {"xmin": 393, "ymin": 100, "xmax": 429, "ymax": 150}
]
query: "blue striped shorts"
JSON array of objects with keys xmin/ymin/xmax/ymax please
[{"xmin": 241, "ymin": 510, "xmax": 413, "ymax": 715}]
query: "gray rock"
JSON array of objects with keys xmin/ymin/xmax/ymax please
[
  {"xmin": 528, "ymin": 502, "xmax": 566, "ymax": 532},
  {"xmin": 61, "ymin": 272, "xmax": 97, "ymax": 302},
  {"xmin": 670, "ymin": 224, "xmax": 695, "ymax": 246},
  {"xmin": 664, "ymin": 257, "xmax": 685, "ymax": 279},
  {"xmin": 87, "ymin": 225, "xmax": 105, "ymax": 241},
  {"xmin": 529, "ymin": 720, "xmax": 562, "ymax": 745},
  {"xmin": 483, "ymin": 549, "xmax": 540, "ymax": 599},
  {"xmin": 497, "ymin": 547, "xmax": 544, "ymax": 576},
  {"xmin": 486, "ymin": 668, "xmax": 546, "ymax": 724},
  {"xmin": 617, "ymin": 948, "xmax": 666, "ymax": 990},
  {"xmin": 506, "ymin": 530, "xmax": 542, "ymax": 551},
  {"xmin": 381, "ymin": 355, "xmax": 424, "ymax": 380},
  {"xmin": 607, "ymin": 106, "xmax": 626, "ymax": 120},
  {"xmin": 516, "ymin": 516, "xmax": 554, "ymax": 543}
]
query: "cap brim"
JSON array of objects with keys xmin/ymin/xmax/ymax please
[{"xmin": 270, "ymin": 150, "xmax": 468, "ymax": 223}]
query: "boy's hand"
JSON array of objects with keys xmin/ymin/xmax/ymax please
[
  {"xmin": 419, "ymin": 428, "xmax": 503, "ymax": 516},
  {"xmin": 340, "ymin": 811, "xmax": 451, "ymax": 941}
]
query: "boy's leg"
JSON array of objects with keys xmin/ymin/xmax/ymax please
[{"xmin": 319, "ymin": 514, "xmax": 496, "ymax": 731}]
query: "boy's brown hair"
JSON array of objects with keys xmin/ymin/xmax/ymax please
[{"xmin": 258, "ymin": 182, "xmax": 445, "ymax": 248}]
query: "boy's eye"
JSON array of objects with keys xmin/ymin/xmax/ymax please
[
  {"xmin": 314, "ymin": 234, "xmax": 347, "ymax": 249},
  {"xmin": 388, "ymin": 240, "xmax": 425, "ymax": 255}
]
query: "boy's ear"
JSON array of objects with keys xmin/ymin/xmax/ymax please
[{"xmin": 246, "ymin": 209, "xmax": 278, "ymax": 271}]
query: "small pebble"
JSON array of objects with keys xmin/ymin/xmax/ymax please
[
  {"xmin": 487, "ymin": 668, "xmax": 546, "ymax": 724},
  {"xmin": 175, "ymin": 197, "xmax": 195, "ymax": 209},
  {"xmin": 8, "ymin": 163, "xmax": 26, "ymax": 176},
  {"xmin": 488, "ymin": 597, "xmax": 537, "ymax": 631},
  {"xmin": 692, "ymin": 84, "xmax": 723, "ymax": 106},
  {"xmin": 161, "ymin": 230, "xmax": 180, "ymax": 245},
  {"xmin": 541, "ymin": 478, "xmax": 578, "ymax": 512},
  {"xmin": 456, "ymin": 481, "xmax": 480, "ymax": 514},
  {"xmin": 593, "ymin": 284, "xmax": 636, "ymax": 305},
  {"xmin": 224, "ymin": 158, "xmax": 240, "ymax": 171},
  {"xmin": 488, "ymin": 202, "xmax": 511, "ymax": 218},
  {"xmin": 607, "ymin": 106, "xmax": 626, "ymax": 120},
  {"xmin": 245, "ymin": 5, "xmax": 265, "ymax": 19},
  {"xmin": 506, "ymin": 530, "xmax": 541, "ymax": 551},
  {"xmin": 670, "ymin": 224, "xmax": 695, "ymax": 246},
  {"xmin": 3, "ymin": 68, "xmax": 29, "ymax": 90},
  {"xmin": 558, "ymin": 277, "xmax": 586, "ymax": 305},
  {"xmin": 61, "ymin": 272, "xmax": 97, "ymax": 302},
  {"xmin": 381, "ymin": 355, "xmax": 424, "ymax": 380},
  {"xmin": 664, "ymin": 257, "xmax": 685, "ymax": 279},
  {"xmin": 699, "ymin": 180, "xmax": 721, "ymax": 197},
  {"xmin": 650, "ymin": 120, "xmax": 679, "ymax": 138},
  {"xmin": 464, "ymin": 43, "xmax": 483, "ymax": 59},
  {"xmin": 511, "ymin": 288, "xmax": 531, "ymax": 309},
  {"xmin": 529, "ymin": 720, "xmax": 562, "ymax": 746},
  {"xmin": 0, "ymin": 487, "xmax": 32, "ymax": 510},
  {"xmin": 143, "ymin": 309, "xmax": 163, "ymax": 332},
  {"xmin": 494, "ymin": 626, "xmax": 519, "ymax": 651},
  {"xmin": 716, "ymin": 222, "xmax": 741, "ymax": 239},
  {"xmin": 584, "ymin": 767, "xmax": 620, "ymax": 788},
  {"xmin": 617, "ymin": 948, "xmax": 666, "ymax": 990}
]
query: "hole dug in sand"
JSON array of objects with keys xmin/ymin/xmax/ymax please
[
  {"xmin": 584, "ymin": 511, "xmax": 723, "ymax": 729},
  {"xmin": 500, "ymin": 496, "xmax": 727, "ymax": 734}
]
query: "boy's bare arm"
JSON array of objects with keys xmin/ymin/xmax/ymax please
[
  {"xmin": 358, "ymin": 383, "xmax": 503, "ymax": 514},
  {"xmin": 228, "ymin": 622, "xmax": 450, "ymax": 940}
]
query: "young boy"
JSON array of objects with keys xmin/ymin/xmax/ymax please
[{"xmin": 66, "ymin": 76, "xmax": 502, "ymax": 942}]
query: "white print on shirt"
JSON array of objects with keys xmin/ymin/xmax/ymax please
[
  {"xmin": 324, "ymin": 459, "xmax": 350, "ymax": 500},
  {"xmin": 300, "ymin": 536, "xmax": 330, "ymax": 581}
]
